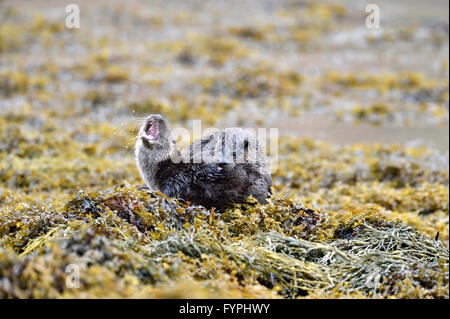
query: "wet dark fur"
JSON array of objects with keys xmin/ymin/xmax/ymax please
[
  {"xmin": 155, "ymin": 159, "xmax": 272, "ymax": 209},
  {"xmin": 136, "ymin": 115, "xmax": 272, "ymax": 209}
]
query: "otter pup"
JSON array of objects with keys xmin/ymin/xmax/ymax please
[{"xmin": 135, "ymin": 114, "xmax": 272, "ymax": 209}]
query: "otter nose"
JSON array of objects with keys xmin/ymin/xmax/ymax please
[{"xmin": 151, "ymin": 114, "xmax": 163, "ymax": 121}]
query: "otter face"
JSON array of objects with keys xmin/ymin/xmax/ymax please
[
  {"xmin": 139, "ymin": 114, "xmax": 172, "ymax": 148},
  {"xmin": 136, "ymin": 114, "xmax": 179, "ymax": 189}
]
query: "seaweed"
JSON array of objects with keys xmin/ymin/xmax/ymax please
[{"xmin": 1, "ymin": 186, "xmax": 447, "ymax": 299}]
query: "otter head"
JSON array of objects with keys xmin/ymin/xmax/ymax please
[{"xmin": 137, "ymin": 114, "xmax": 178, "ymax": 162}]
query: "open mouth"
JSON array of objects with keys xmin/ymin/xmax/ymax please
[{"xmin": 142, "ymin": 121, "xmax": 159, "ymax": 142}]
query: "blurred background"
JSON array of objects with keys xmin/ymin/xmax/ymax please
[
  {"xmin": 1, "ymin": 0, "xmax": 448, "ymax": 142},
  {"xmin": 0, "ymin": 0, "xmax": 448, "ymax": 202}
]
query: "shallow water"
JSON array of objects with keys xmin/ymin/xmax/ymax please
[{"xmin": 276, "ymin": 115, "xmax": 450, "ymax": 151}]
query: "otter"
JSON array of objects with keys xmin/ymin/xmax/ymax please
[{"xmin": 135, "ymin": 114, "xmax": 272, "ymax": 209}]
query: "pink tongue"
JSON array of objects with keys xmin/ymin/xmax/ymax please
[{"xmin": 147, "ymin": 123, "xmax": 159, "ymax": 139}]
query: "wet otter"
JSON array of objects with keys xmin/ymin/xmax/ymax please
[{"xmin": 135, "ymin": 114, "xmax": 272, "ymax": 209}]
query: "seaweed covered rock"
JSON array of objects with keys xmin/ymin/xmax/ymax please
[{"xmin": 0, "ymin": 186, "xmax": 447, "ymax": 299}]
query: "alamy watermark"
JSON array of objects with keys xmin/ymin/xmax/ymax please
[
  {"xmin": 65, "ymin": 4, "xmax": 80, "ymax": 29},
  {"xmin": 65, "ymin": 263, "xmax": 80, "ymax": 289},
  {"xmin": 139, "ymin": 119, "xmax": 279, "ymax": 174},
  {"xmin": 365, "ymin": 4, "xmax": 380, "ymax": 29}
]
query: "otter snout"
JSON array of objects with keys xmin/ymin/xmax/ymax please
[
  {"xmin": 139, "ymin": 114, "xmax": 170, "ymax": 147},
  {"xmin": 150, "ymin": 114, "xmax": 163, "ymax": 121}
]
